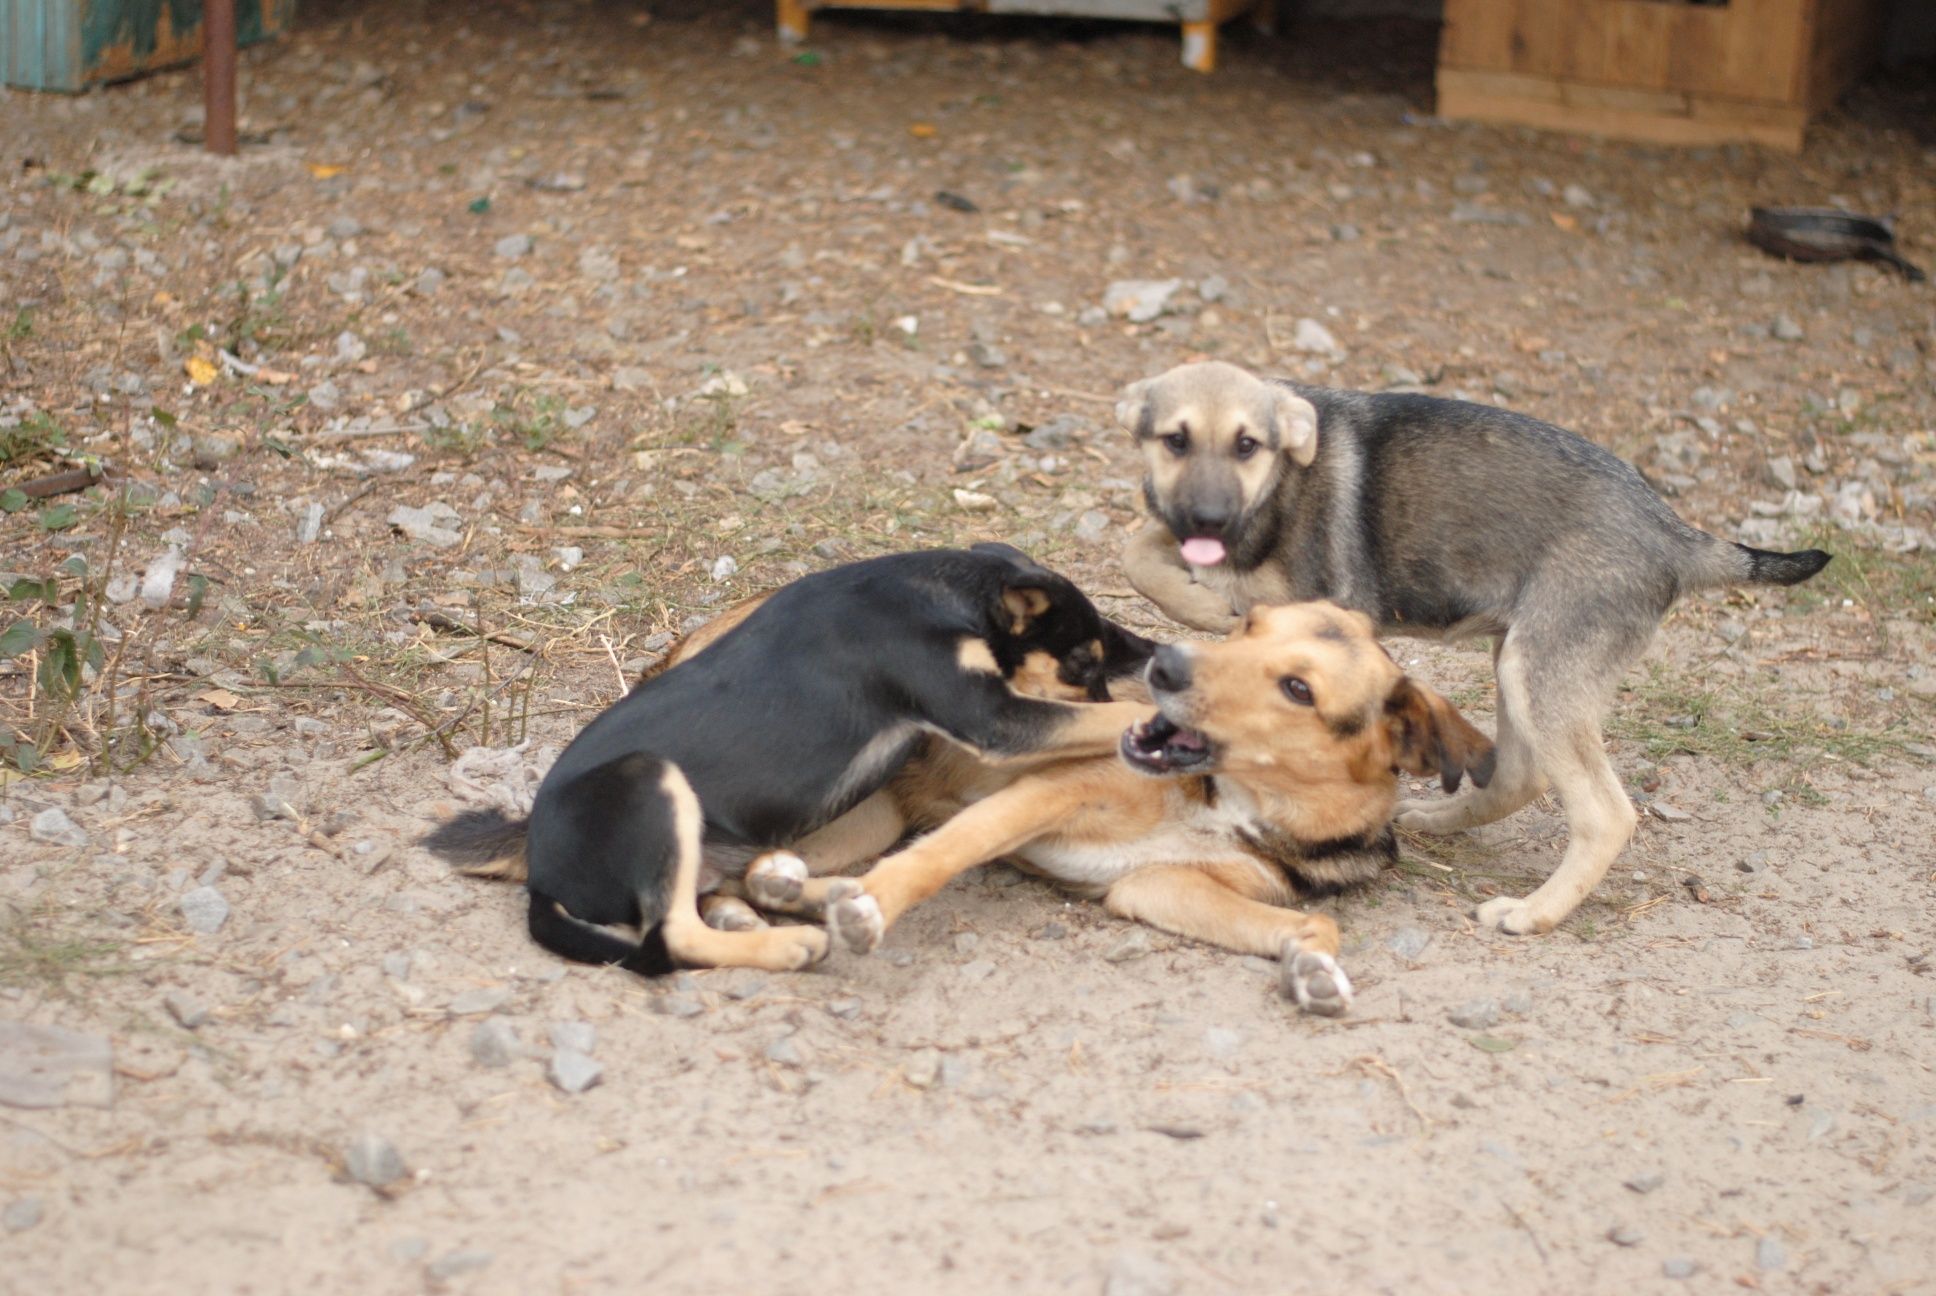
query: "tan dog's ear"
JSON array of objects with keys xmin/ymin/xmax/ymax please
[
  {"xmin": 1115, "ymin": 377, "xmax": 1156, "ymax": 435},
  {"xmin": 1383, "ymin": 678, "xmax": 1496, "ymax": 793},
  {"xmin": 1000, "ymin": 585, "xmax": 1054, "ymax": 635},
  {"xmin": 1272, "ymin": 387, "xmax": 1319, "ymax": 466}
]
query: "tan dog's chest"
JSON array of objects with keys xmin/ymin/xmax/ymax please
[{"xmin": 1011, "ymin": 782, "xmax": 1284, "ymax": 901}]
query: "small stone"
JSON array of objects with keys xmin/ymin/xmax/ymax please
[
  {"xmin": 427, "ymin": 1250, "xmax": 494, "ymax": 1281},
  {"xmin": 1765, "ymin": 456, "xmax": 1798, "ymax": 491},
  {"xmin": 1203, "ymin": 1027, "xmax": 1243, "ymax": 1057},
  {"xmin": 387, "ymin": 503, "xmax": 465, "ymax": 548},
  {"xmin": 1074, "ymin": 510, "xmax": 1111, "ymax": 543},
  {"xmin": 1104, "ymin": 929, "xmax": 1152, "ymax": 963},
  {"xmin": 1198, "ymin": 273, "xmax": 1230, "ymax": 302},
  {"xmin": 904, "ymin": 1048, "xmax": 942, "ymax": 1089},
  {"xmin": 333, "ymin": 330, "xmax": 367, "ymax": 365},
  {"xmin": 326, "ymin": 216, "xmax": 364, "ymax": 240},
  {"xmin": 344, "ymin": 1131, "xmax": 406, "ymax": 1188},
  {"xmin": 967, "ymin": 341, "xmax": 1007, "ymax": 368},
  {"xmin": 29, "ymin": 808, "xmax": 87, "ymax": 848},
  {"xmin": 164, "ymin": 992, "xmax": 210, "ymax": 1030},
  {"xmin": 1562, "ymin": 183, "xmax": 1595, "ymax": 208},
  {"xmin": 189, "ymin": 433, "xmax": 240, "ymax": 468},
  {"xmin": 763, "ymin": 1034, "xmax": 804, "ymax": 1068},
  {"xmin": 953, "ymin": 427, "xmax": 1006, "ymax": 471},
  {"xmin": 1650, "ymin": 801, "xmax": 1691, "ymax": 822},
  {"xmin": 448, "ymin": 987, "xmax": 512, "ymax": 1016},
  {"xmin": 1330, "ymin": 223, "xmax": 1360, "ymax": 242},
  {"xmin": 547, "ymin": 1021, "xmax": 596, "ymax": 1053},
  {"xmin": 826, "ymin": 997, "xmax": 863, "ymax": 1020},
  {"xmin": 1762, "ymin": 789, "xmax": 1784, "ymax": 807},
  {"xmin": 953, "ymin": 932, "xmax": 981, "ymax": 955},
  {"xmin": 1756, "ymin": 1236, "xmax": 1787, "ymax": 1271},
  {"xmin": 470, "ymin": 1019, "xmax": 519, "ymax": 1067},
  {"xmin": 1449, "ymin": 998, "xmax": 1500, "ymax": 1030},
  {"xmin": 1502, "ymin": 990, "xmax": 1535, "ymax": 1016},
  {"xmin": 719, "ymin": 974, "xmax": 767, "ymax": 1002},
  {"xmin": 1624, "ymin": 1172, "xmax": 1665, "ymax": 1194},
  {"xmin": 655, "ymin": 993, "xmax": 703, "ymax": 1018},
  {"xmin": 178, "ymin": 886, "xmax": 229, "ymax": 935},
  {"xmin": 1033, "ymin": 922, "xmax": 1068, "ymax": 941},
  {"xmin": 1772, "ymin": 315, "xmax": 1804, "ymax": 342},
  {"xmin": 381, "ymin": 953, "xmax": 413, "ymax": 980},
  {"xmin": 1292, "ymin": 317, "xmax": 1342, "ymax": 356},
  {"xmin": 1103, "ymin": 1248, "xmax": 1178, "ymax": 1296},
  {"xmin": 494, "ymin": 233, "xmax": 533, "ymax": 259},
  {"xmin": 548, "ymin": 1048, "xmax": 603, "ymax": 1093},
  {"xmin": 1662, "ymin": 1258, "xmax": 1698, "ymax": 1280},
  {"xmin": 3, "ymin": 1196, "xmax": 43, "ymax": 1232},
  {"xmin": 1023, "ymin": 415, "xmax": 1084, "ymax": 452},
  {"xmin": 1102, "ymin": 278, "xmax": 1183, "ymax": 323},
  {"xmin": 710, "ymin": 555, "xmax": 738, "ymax": 582},
  {"xmin": 1386, "ymin": 926, "xmax": 1430, "ymax": 960},
  {"xmin": 1606, "ymin": 1224, "xmax": 1643, "ymax": 1247}
]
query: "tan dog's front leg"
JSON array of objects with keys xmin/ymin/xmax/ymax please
[
  {"xmin": 1122, "ymin": 526, "xmax": 1242, "ymax": 634},
  {"xmin": 1102, "ymin": 866, "xmax": 1353, "ymax": 1015},
  {"xmin": 825, "ymin": 774, "xmax": 1083, "ymax": 954}
]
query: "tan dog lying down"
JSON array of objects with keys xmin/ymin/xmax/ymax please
[{"xmin": 705, "ymin": 601, "xmax": 1494, "ymax": 1015}]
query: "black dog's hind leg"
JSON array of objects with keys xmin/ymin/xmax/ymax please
[{"xmin": 650, "ymin": 763, "xmax": 830, "ymax": 972}]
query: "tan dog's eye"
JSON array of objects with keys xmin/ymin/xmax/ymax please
[
  {"xmin": 1281, "ymin": 677, "xmax": 1314, "ymax": 706},
  {"xmin": 1162, "ymin": 430, "xmax": 1188, "ymax": 456},
  {"xmin": 1233, "ymin": 431, "xmax": 1259, "ymax": 460}
]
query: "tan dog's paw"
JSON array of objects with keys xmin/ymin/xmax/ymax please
[
  {"xmin": 746, "ymin": 852, "xmax": 808, "ymax": 910},
  {"xmin": 777, "ymin": 925, "xmax": 831, "ymax": 970},
  {"xmin": 825, "ymin": 881, "xmax": 884, "ymax": 956},
  {"xmin": 1281, "ymin": 948, "xmax": 1353, "ymax": 1017},
  {"xmin": 703, "ymin": 896, "xmax": 767, "ymax": 932},
  {"xmin": 1474, "ymin": 895, "xmax": 1553, "ymax": 936}
]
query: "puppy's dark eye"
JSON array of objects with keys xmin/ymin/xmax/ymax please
[
  {"xmin": 1233, "ymin": 433, "xmax": 1260, "ymax": 460},
  {"xmin": 1281, "ymin": 677, "xmax": 1314, "ymax": 706},
  {"xmin": 1161, "ymin": 430, "xmax": 1188, "ymax": 456}
]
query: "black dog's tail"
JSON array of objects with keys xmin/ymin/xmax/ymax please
[
  {"xmin": 1740, "ymin": 544, "xmax": 1833, "ymax": 586},
  {"xmin": 528, "ymin": 890, "xmax": 675, "ymax": 976},
  {"xmin": 421, "ymin": 808, "xmax": 530, "ymax": 882}
]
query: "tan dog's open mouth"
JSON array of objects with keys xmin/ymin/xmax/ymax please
[{"xmin": 1121, "ymin": 712, "xmax": 1216, "ymax": 774}]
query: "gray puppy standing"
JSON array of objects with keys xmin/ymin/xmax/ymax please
[{"xmin": 1116, "ymin": 360, "xmax": 1829, "ymax": 935}]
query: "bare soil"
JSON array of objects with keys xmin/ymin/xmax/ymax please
[{"xmin": 3, "ymin": 3, "xmax": 1935, "ymax": 1293}]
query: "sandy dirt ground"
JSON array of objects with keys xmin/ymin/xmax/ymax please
[{"xmin": 3, "ymin": 3, "xmax": 1935, "ymax": 1292}]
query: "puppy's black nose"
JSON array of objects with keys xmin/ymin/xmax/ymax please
[
  {"xmin": 1186, "ymin": 507, "xmax": 1232, "ymax": 537},
  {"xmin": 1148, "ymin": 645, "xmax": 1192, "ymax": 695}
]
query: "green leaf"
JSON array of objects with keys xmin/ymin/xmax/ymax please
[
  {"xmin": 791, "ymin": 50, "xmax": 822, "ymax": 65},
  {"xmin": 467, "ymin": 196, "xmax": 491, "ymax": 215},
  {"xmin": 81, "ymin": 632, "xmax": 105, "ymax": 672},
  {"xmin": 37, "ymin": 504, "xmax": 77, "ymax": 531},
  {"xmin": 1468, "ymin": 1035, "xmax": 1518, "ymax": 1054},
  {"xmin": 37, "ymin": 629, "xmax": 82, "ymax": 699},
  {"xmin": 8, "ymin": 577, "xmax": 57, "ymax": 603},
  {"xmin": 256, "ymin": 657, "xmax": 280, "ymax": 687},
  {"xmin": 183, "ymin": 572, "xmax": 209, "ymax": 618},
  {"xmin": 59, "ymin": 554, "xmax": 87, "ymax": 578},
  {"xmin": 0, "ymin": 620, "xmax": 39, "ymax": 658},
  {"xmin": 150, "ymin": 406, "xmax": 179, "ymax": 427},
  {"xmin": 0, "ymin": 489, "xmax": 26, "ymax": 513}
]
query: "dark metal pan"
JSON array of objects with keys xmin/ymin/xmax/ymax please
[{"xmin": 1748, "ymin": 206, "xmax": 1925, "ymax": 282}]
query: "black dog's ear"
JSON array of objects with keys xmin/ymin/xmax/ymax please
[
  {"xmin": 1383, "ymin": 677, "xmax": 1497, "ymax": 794},
  {"xmin": 1100, "ymin": 618, "xmax": 1157, "ymax": 677},
  {"xmin": 999, "ymin": 585, "xmax": 1055, "ymax": 635},
  {"xmin": 970, "ymin": 541, "xmax": 1036, "ymax": 568}
]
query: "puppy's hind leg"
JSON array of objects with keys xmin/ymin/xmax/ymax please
[
  {"xmin": 1397, "ymin": 634, "xmax": 1546, "ymax": 833},
  {"xmin": 1472, "ymin": 628, "xmax": 1646, "ymax": 935}
]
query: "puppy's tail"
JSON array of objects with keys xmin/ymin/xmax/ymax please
[
  {"xmin": 527, "ymin": 890, "xmax": 675, "ymax": 976},
  {"xmin": 421, "ymin": 808, "xmax": 530, "ymax": 882},
  {"xmin": 1739, "ymin": 544, "xmax": 1833, "ymax": 586},
  {"xmin": 1686, "ymin": 534, "xmax": 1832, "ymax": 590}
]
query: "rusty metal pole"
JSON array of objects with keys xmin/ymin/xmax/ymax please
[{"xmin": 202, "ymin": 0, "xmax": 238, "ymax": 156}]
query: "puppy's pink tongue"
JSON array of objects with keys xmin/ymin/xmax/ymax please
[{"xmin": 1180, "ymin": 537, "xmax": 1227, "ymax": 567}]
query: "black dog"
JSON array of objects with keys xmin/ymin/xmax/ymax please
[{"xmin": 423, "ymin": 545, "xmax": 1155, "ymax": 974}]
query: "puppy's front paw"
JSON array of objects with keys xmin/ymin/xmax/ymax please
[
  {"xmin": 746, "ymin": 852, "xmax": 808, "ymax": 910},
  {"xmin": 826, "ymin": 881, "xmax": 885, "ymax": 956},
  {"xmin": 1281, "ymin": 948, "xmax": 1353, "ymax": 1017},
  {"xmin": 1474, "ymin": 895, "xmax": 1552, "ymax": 936}
]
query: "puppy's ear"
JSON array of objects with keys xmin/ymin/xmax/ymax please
[
  {"xmin": 1272, "ymin": 387, "xmax": 1320, "ymax": 467},
  {"xmin": 1115, "ymin": 377, "xmax": 1156, "ymax": 435},
  {"xmin": 999, "ymin": 585, "xmax": 1055, "ymax": 635},
  {"xmin": 1383, "ymin": 678, "xmax": 1496, "ymax": 793},
  {"xmin": 1099, "ymin": 617, "xmax": 1157, "ymax": 677}
]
